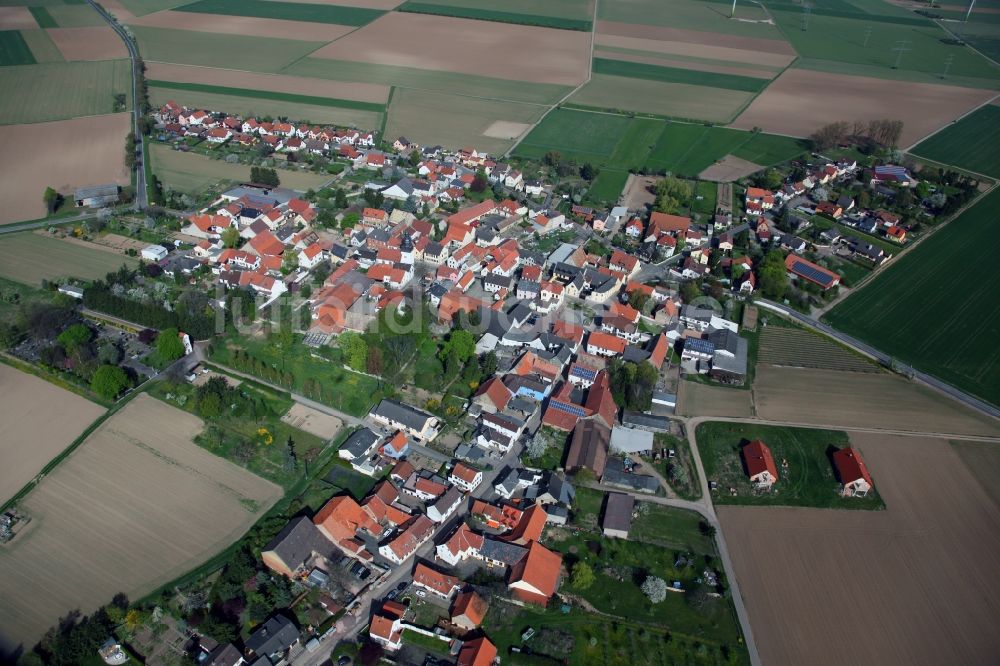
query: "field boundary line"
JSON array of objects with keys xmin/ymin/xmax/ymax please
[
  {"xmin": 504, "ymin": 0, "xmax": 600, "ymax": 156},
  {"xmin": 904, "ymin": 91, "xmax": 1000, "ymax": 152}
]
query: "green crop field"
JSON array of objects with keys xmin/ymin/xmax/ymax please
[
  {"xmin": 175, "ymin": 0, "xmax": 385, "ymax": 26},
  {"xmin": 0, "ymin": 31, "xmax": 36, "ymax": 66},
  {"xmin": 148, "ymin": 86, "xmax": 383, "ymax": 129},
  {"xmin": 20, "ymin": 29, "xmax": 64, "ymax": 63},
  {"xmin": 397, "ymin": 1, "xmax": 592, "ymax": 31},
  {"xmin": 515, "ymin": 109, "xmax": 807, "ymax": 178},
  {"xmin": 149, "ymin": 80, "xmax": 385, "ymax": 113},
  {"xmin": 592, "ymin": 57, "xmax": 769, "ymax": 93},
  {"xmin": 824, "ymin": 188, "xmax": 1000, "ymax": 408},
  {"xmin": 588, "ymin": 169, "xmax": 629, "ymax": 203},
  {"xmin": 28, "ymin": 7, "xmax": 57, "ymax": 29},
  {"xmin": 283, "ymin": 58, "xmax": 571, "ymax": 105},
  {"xmin": 770, "ymin": 2, "xmax": 999, "ymax": 87},
  {"xmin": 910, "ymin": 104, "xmax": 1000, "ymax": 177},
  {"xmin": 132, "ymin": 26, "xmax": 326, "ymax": 74},
  {"xmin": 697, "ymin": 421, "xmax": 885, "ymax": 510},
  {"xmin": 0, "ymin": 233, "xmax": 137, "ymax": 287},
  {"xmin": 0, "ymin": 60, "xmax": 131, "ymax": 124},
  {"xmin": 600, "ymin": 0, "xmax": 786, "ymax": 40},
  {"xmin": 44, "ymin": 4, "xmax": 105, "ymax": 28},
  {"xmin": 116, "ymin": 0, "xmax": 191, "ymax": 16}
]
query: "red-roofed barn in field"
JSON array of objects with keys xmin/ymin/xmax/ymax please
[
  {"xmin": 742, "ymin": 439, "xmax": 778, "ymax": 489},
  {"xmin": 832, "ymin": 447, "xmax": 874, "ymax": 497}
]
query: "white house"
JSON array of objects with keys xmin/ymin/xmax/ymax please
[{"xmin": 141, "ymin": 245, "xmax": 169, "ymax": 262}]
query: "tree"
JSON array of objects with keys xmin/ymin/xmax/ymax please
[
  {"xmin": 653, "ymin": 176, "xmax": 692, "ymax": 214},
  {"xmin": 221, "ymin": 226, "xmax": 241, "ymax": 248},
  {"xmin": 580, "ymin": 163, "xmax": 598, "ymax": 182},
  {"xmin": 440, "ymin": 329, "xmax": 475, "ymax": 365},
  {"xmin": 43, "ymin": 186, "xmax": 63, "ymax": 214},
  {"xmin": 156, "ymin": 327, "xmax": 186, "ymax": 362},
  {"xmin": 470, "ymin": 170, "xmax": 488, "ymax": 193},
  {"xmin": 57, "ymin": 323, "xmax": 92, "ymax": 351},
  {"xmin": 525, "ymin": 431, "xmax": 550, "ymax": 459},
  {"xmin": 91, "ymin": 365, "xmax": 129, "ymax": 400},
  {"xmin": 543, "ymin": 151, "xmax": 562, "ymax": 167},
  {"xmin": 642, "ymin": 576, "xmax": 668, "ymax": 604},
  {"xmin": 340, "ymin": 331, "xmax": 368, "ymax": 372},
  {"xmin": 250, "ymin": 166, "xmax": 280, "ymax": 187},
  {"xmin": 681, "ymin": 281, "xmax": 701, "ymax": 304},
  {"xmin": 571, "ymin": 562, "xmax": 595, "ymax": 590},
  {"xmin": 758, "ymin": 250, "xmax": 789, "ymax": 299},
  {"xmin": 98, "ymin": 342, "xmax": 122, "ymax": 365},
  {"xmin": 409, "ymin": 149, "xmax": 421, "ymax": 166},
  {"xmin": 809, "ymin": 121, "xmax": 850, "ymax": 151}
]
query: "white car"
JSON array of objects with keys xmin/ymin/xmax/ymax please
[{"xmin": 416, "ymin": 590, "xmax": 427, "ymax": 598}]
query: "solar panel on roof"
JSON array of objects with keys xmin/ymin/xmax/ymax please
[
  {"xmin": 551, "ymin": 401, "xmax": 586, "ymax": 418},
  {"xmin": 790, "ymin": 259, "xmax": 836, "ymax": 286},
  {"xmin": 571, "ymin": 366, "xmax": 597, "ymax": 380}
]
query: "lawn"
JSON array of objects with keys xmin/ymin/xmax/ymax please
[
  {"xmin": 823, "ymin": 188, "xmax": 1000, "ymax": 408},
  {"xmin": 0, "ymin": 275, "xmax": 52, "ymax": 319},
  {"xmin": 149, "ymin": 143, "xmax": 331, "ymax": 194},
  {"xmin": 147, "ymin": 86, "xmax": 383, "ymax": 129},
  {"xmin": 629, "ymin": 503, "xmax": 714, "ymax": 552},
  {"xmin": 209, "ymin": 336, "xmax": 384, "ymax": 418},
  {"xmin": 910, "ymin": 104, "xmax": 1000, "ymax": 178},
  {"xmin": 132, "ymin": 26, "xmax": 327, "ymax": 73},
  {"xmin": 398, "ymin": 1, "xmax": 592, "ymax": 31},
  {"xmin": 588, "ymin": 169, "xmax": 628, "ymax": 203},
  {"xmin": 651, "ymin": 432, "xmax": 703, "ymax": 500},
  {"xmin": 175, "ymin": 0, "xmax": 385, "ymax": 26},
  {"xmin": 0, "ymin": 59, "xmax": 131, "ymax": 124},
  {"xmin": 0, "ymin": 233, "xmax": 136, "ymax": 286},
  {"xmin": 0, "ymin": 30, "xmax": 36, "ymax": 66},
  {"xmin": 547, "ymin": 526, "xmax": 746, "ymax": 648},
  {"xmin": 696, "ymin": 422, "xmax": 885, "ymax": 509},
  {"xmin": 592, "ymin": 58, "xmax": 769, "ymax": 93}
]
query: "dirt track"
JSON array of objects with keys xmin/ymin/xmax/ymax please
[
  {"xmin": 730, "ymin": 68, "xmax": 995, "ymax": 146},
  {"xmin": 720, "ymin": 433, "xmax": 1000, "ymax": 666},
  {"xmin": 0, "ymin": 394, "xmax": 281, "ymax": 651},
  {"xmin": 312, "ymin": 12, "xmax": 591, "ymax": 85},
  {"xmin": 0, "ymin": 113, "xmax": 129, "ymax": 225},
  {"xmin": 47, "ymin": 26, "xmax": 128, "ymax": 61},
  {"xmin": 0, "ymin": 364, "xmax": 104, "ymax": 505}
]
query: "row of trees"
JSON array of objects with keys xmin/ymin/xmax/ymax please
[
  {"xmin": 809, "ymin": 119, "xmax": 904, "ymax": 151},
  {"xmin": 250, "ymin": 166, "xmax": 280, "ymax": 187},
  {"xmin": 84, "ymin": 280, "xmax": 215, "ymax": 340}
]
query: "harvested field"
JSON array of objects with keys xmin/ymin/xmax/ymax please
[
  {"xmin": 596, "ymin": 20, "xmax": 795, "ymax": 57},
  {"xmin": 123, "ymin": 9, "xmax": 356, "ymax": 42},
  {"xmin": 131, "ymin": 26, "xmax": 326, "ymax": 73},
  {"xmin": 148, "ymin": 85, "xmax": 382, "ymax": 128},
  {"xmin": 720, "ymin": 434, "xmax": 1000, "ymax": 666},
  {"xmin": 285, "ymin": 57, "xmax": 571, "ymax": 105},
  {"xmin": 46, "ymin": 26, "xmax": 127, "ymax": 61},
  {"xmin": 0, "ymin": 7, "xmax": 38, "ymax": 30},
  {"xmin": 0, "ymin": 232, "xmax": 137, "ymax": 285},
  {"xmin": 699, "ymin": 155, "xmax": 763, "ymax": 182},
  {"xmin": 310, "ymin": 12, "xmax": 590, "ymax": 86},
  {"xmin": 150, "ymin": 143, "xmax": 331, "ymax": 194},
  {"xmin": 730, "ymin": 68, "xmax": 995, "ymax": 146},
  {"xmin": 0, "ymin": 113, "xmax": 129, "ymax": 225},
  {"xmin": 569, "ymin": 74, "xmax": 753, "ymax": 123},
  {"xmin": 753, "ymin": 366, "xmax": 1000, "ymax": 437},
  {"xmin": 281, "ymin": 403, "xmax": 343, "ymax": 440},
  {"xmin": 757, "ymin": 327, "xmax": 879, "ymax": 373},
  {"xmin": 483, "ymin": 120, "xmax": 531, "ymax": 140},
  {"xmin": 0, "ymin": 59, "xmax": 131, "ymax": 124},
  {"xmin": 952, "ymin": 440, "xmax": 1000, "ymax": 509},
  {"xmin": 146, "ymin": 62, "xmax": 389, "ymax": 104},
  {"xmin": 384, "ymin": 87, "xmax": 545, "ymax": 154},
  {"xmin": 678, "ymin": 381, "xmax": 754, "ymax": 418},
  {"xmin": 0, "ymin": 364, "xmax": 104, "ymax": 505},
  {"xmin": 0, "ymin": 394, "xmax": 282, "ymax": 652},
  {"xmin": 595, "ymin": 31, "xmax": 794, "ymax": 69}
]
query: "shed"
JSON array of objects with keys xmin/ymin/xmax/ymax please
[{"xmin": 602, "ymin": 492, "xmax": 634, "ymax": 538}]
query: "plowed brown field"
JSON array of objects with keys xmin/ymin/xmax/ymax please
[
  {"xmin": 47, "ymin": 26, "xmax": 128, "ymax": 61},
  {"xmin": 720, "ymin": 433, "xmax": 1000, "ymax": 666},
  {"xmin": 0, "ymin": 394, "xmax": 281, "ymax": 652}
]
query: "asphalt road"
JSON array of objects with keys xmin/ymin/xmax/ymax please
[
  {"xmin": 756, "ymin": 299, "xmax": 1000, "ymax": 420},
  {"xmin": 87, "ymin": 0, "xmax": 147, "ymax": 210}
]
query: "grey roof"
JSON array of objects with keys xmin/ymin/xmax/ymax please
[
  {"xmin": 330, "ymin": 243, "xmax": 350, "ymax": 259},
  {"xmin": 610, "ymin": 426, "xmax": 654, "ymax": 454},
  {"xmin": 207, "ymin": 644, "xmax": 245, "ymax": 666},
  {"xmin": 712, "ymin": 343, "xmax": 748, "ymax": 378},
  {"xmin": 507, "ymin": 396, "xmax": 538, "ymax": 414},
  {"xmin": 517, "ymin": 279, "xmax": 540, "ymax": 294},
  {"xmin": 371, "ymin": 399, "xmax": 435, "ymax": 431},
  {"xmin": 602, "ymin": 465, "xmax": 659, "ymax": 494},
  {"xmin": 520, "ymin": 250, "xmax": 545, "ymax": 266},
  {"xmin": 621, "ymin": 411, "xmax": 671, "ymax": 431},
  {"xmin": 507, "ymin": 303, "xmax": 533, "ymax": 324},
  {"xmin": 480, "ymin": 538, "xmax": 527, "ymax": 565},
  {"xmin": 623, "ymin": 346, "xmax": 651, "ymax": 364},
  {"xmin": 432, "ymin": 486, "xmax": 463, "ymax": 514},
  {"xmin": 602, "ymin": 492, "xmax": 634, "ymax": 533},
  {"xmin": 425, "ymin": 241, "xmax": 445, "ymax": 257},
  {"xmin": 455, "ymin": 442, "xmax": 487, "ymax": 462},
  {"xmin": 708, "ymin": 329, "xmax": 742, "ymax": 355},
  {"xmin": 340, "ymin": 427, "xmax": 380, "ymax": 459},
  {"xmin": 262, "ymin": 517, "xmax": 335, "ymax": 572},
  {"xmin": 680, "ymin": 305, "xmax": 714, "ymax": 322},
  {"xmin": 74, "ymin": 183, "xmax": 119, "ymax": 199},
  {"xmin": 547, "ymin": 243, "xmax": 578, "ymax": 266},
  {"xmin": 245, "ymin": 615, "xmax": 300, "ymax": 656},
  {"xmin": 428, "ymin": 282, "xmax": 450, "ymax": 300},
  {"xmin": 485, "ymin": 274, "xmax": 512, "ymax": 288},
  {"xmin": 539, "ymin": 471, "xmax": 575, "ymax": 505}
]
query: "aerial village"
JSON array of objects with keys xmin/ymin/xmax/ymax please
[{"xmin": 77, "ymin": 101, "xmax": 929, "ymax": 664}]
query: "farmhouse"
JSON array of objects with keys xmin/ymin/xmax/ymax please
[
  {"xmin": 566, "ymin": 418, "xmax": 610, "ymax": 478},
  {"xmin": 244, "ymin": 615, "xmax": 300, "ymax": 664},
  {"xmin": 785, "ymin": 255, "xmax": 840, "ymax": 290},
  {"xmin": 261, "ymin": 516, "xmax": 336, "ymax": 579},
  {"xmin": 412, "ymin": 562, "xmax": 461, "ymax": 599},
  {"xmin": 507, "ymin": 541, "xmax": 562, "ymax": 605},
  {"xmin": 742, "ymin": 440, "xmax": 778, "ymax": 489},
  {"xmin": 832, "ymin": 447, "xmax": 874, "ymax": 497},
  {"xmin": 369, "ymin": 399, "xmax": 439, "ymax": 441},
  {"xmin": 451, "ymin": 590, "xmax": 488, "ymax": 630},
  {"xmin": 74, "ymin": 184, "xmax": 120, "ymax": 208}
]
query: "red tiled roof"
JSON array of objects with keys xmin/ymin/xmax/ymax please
[
  {"xmin": 587, "ymin": 331, "xmax": 627, "ymax": 354},
  {"xmin": 451, "ymin": 462, "xmax": 481, "ymax": 485},
  {"xmin": 832, "ymin": 447, "xmax": 873, "ymax": 487},
  {"xmin": 451, "ymin": 590, "xmax": 488, "ymax": 628},
  {"xmin": 457, "ymin": 637, "xmax": 497, "ymax": 666},
  {"xmin": 508, "ymin": 541, "xmax": 561, "ymax": 604},
  {"xmin": 474, "ymin": 376, "xmax": 512, "ymax": 411},
  {"xmin": 313, "ymin": 496, "xmax": 379, "ymax": 543},
  {"xmin": 742, "ymin": 440, "xmax": 778, "ymax": 482},
  {"xmin": 501, "ymin": 504, "xmax": 547, "ymax": 545}
]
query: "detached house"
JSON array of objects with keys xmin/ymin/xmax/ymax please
[
  {"xmin": 742, "ymin": 440, "xmax": 778, "ymax": 489},
  {"xmin": 832, "ymin": 447, "xmax": 874, "ymax": 497}
]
